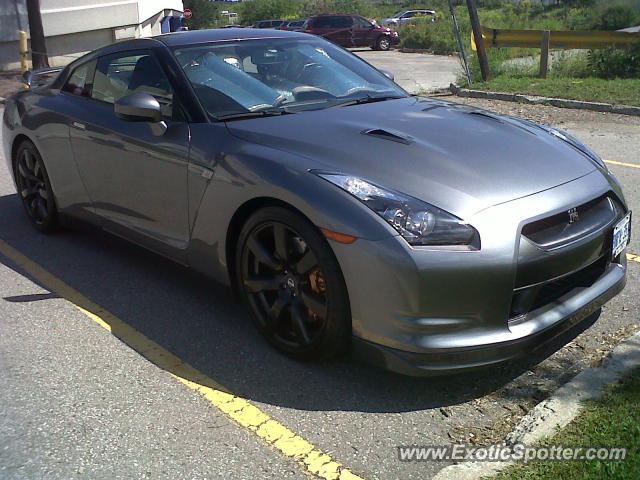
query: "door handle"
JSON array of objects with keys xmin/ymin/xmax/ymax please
[{"xmin": 71, "ymin": 121, "xmax": 86, "ymax": 131}]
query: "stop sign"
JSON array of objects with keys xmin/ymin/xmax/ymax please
[{"xmin": 184, "ymin": 8, "xmax": 192, "ymax": 19}]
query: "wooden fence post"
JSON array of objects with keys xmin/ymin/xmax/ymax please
[{"xmin": 539, "ymin": 30, "xmax": 550, "ymax": 78}]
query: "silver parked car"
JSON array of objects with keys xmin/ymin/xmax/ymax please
[
  {"xmin": 2, "ymin": 29, "xmax": 630, "ymax": 375},
  {"xmin": 380, "ymin": 10, "xmax": 436, "ymax": 27}
]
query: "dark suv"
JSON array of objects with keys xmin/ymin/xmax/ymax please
[
  {"xmin": 252, "ymin": 20, "xmax": 285, "ymax": 29},
  {"xmin": 304, "ymin": 14, "xmax": 400, "ymax": 50}
]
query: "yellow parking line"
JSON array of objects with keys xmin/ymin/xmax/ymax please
[
  {"xmin": 0, "ymin": 239, "xmax": 364, "ymax": 480},
  {"xmin": 627, "ymin": 253, "xmax": 640, "ymax": 264},
  {"xmin": 604, "ymin": 159, "xmax": 640, "ymax": 169}
]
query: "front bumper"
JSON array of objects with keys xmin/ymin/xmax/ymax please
[
  {"xmin": 329, "ymin": 170, "xmax": 629, "ymax": 376},
  {"xmin": 352, "ymin": 260, "xmax": 625, "ymax": 375}
]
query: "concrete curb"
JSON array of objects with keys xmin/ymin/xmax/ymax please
[
  {"xmin": 450, "ymin": 83, "xmax": 640, "ymax": 117},
  {"xmin": 433, "ymin": 330, "xmax": 640, "ymax": 480}
]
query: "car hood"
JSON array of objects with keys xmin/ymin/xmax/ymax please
[{"xmin": 226, "ymin": 97, "xmax": 598, "ymax": 219}]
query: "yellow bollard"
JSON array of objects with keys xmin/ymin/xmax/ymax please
[{"xmin": 19, "ymin": 30, "xmax": 29, "ymax": 74}]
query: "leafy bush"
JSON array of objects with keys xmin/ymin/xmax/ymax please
[
  {"xmin": 399, "ymin": 16, "xmax": 466, "ymax": 54},
  {"xmin": 236, "ymin": 0, "xmax": 301, "ymax": 25},
  {"xmin": 567, "ymin": 4, "xmax": 639, "ymax": 30},
  {"xmin": 587, "ymin": 5, "xmax": 638, "ymax": 30},
  {"xmin": 587, "ymin": 46, "xmax": 640, "ymax": 79}
]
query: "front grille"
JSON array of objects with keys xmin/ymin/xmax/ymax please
[
  {"xmin": 522, "ymin": 195, "xmax": 619, "ymax": 249},
  {"xmin": 509, "ymin": 255, "xmax": 609, "ymax": 322}
]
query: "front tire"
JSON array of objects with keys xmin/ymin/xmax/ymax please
[
  {"xmin": 235, "ymin": 206, "xmax": 351, "ymax": 361},
  {"xmin": 14, "ymin": 141, "xmax": 59, "ymax": 234},
  {"xmin": 374, "ymin": 36, "xmax": 392, "ymax": 51}
]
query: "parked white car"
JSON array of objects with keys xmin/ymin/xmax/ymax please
[{"xmin": 380, "ymin": 10, "xmax": 436, "ymax": 27}]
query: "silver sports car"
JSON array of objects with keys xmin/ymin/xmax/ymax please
[{"xmin": 2, "ymin": 29, "xmax": 630, "ymax": 375}]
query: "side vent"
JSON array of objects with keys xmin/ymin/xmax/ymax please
[{"xmin": 361, "ymin": 128, "xmax": 413, "ymax": 145}]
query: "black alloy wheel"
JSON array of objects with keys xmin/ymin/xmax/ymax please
[
  {"xmin": 237, "ymin": 207, "xmax": 351, "ymax": 360},
  {"xmin": 14, "ymin": 141, "xmax": 59, "ymax": 233}
]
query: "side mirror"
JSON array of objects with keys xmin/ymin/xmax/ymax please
[
  {"xmin": 115, "ymin": 93, "xmax": 162, "ymax": 122},
  {"xmin": 379, "ymin": 69, "xmax": 395, "ymax": 81},
  {"xmin": 114, "ymin": 93, "xmax": 167, "ymax": 136}
]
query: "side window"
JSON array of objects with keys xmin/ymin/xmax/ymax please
[
  {"xmin": 313, "ymin": 17, "xmax": 332, "ymax": 28},
  {"xmin": 403, "ymin": 12, "xmax": 415, "ymax": 19},
  {"xmin": 334, "ymin": 16, "xmax": 353, "ymax": 28},
  {"xmin": 353, "ymin": 17, "xmax": 372, "ymax": 29},
  {"xmin": 91, "ymin": 51, "xmax": 174, "ymax": 118},
  {"xmin": 63, "ymin": 60, "xmax": 96, "ymax": 97}
]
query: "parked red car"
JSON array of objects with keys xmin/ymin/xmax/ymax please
[{"xmin": 304, "ymin": 14, "xmax": 400, "ymax": 50}]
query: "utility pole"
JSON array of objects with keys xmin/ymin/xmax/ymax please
[
  {"xmin": 26, "ymin": 0, "xmax": 49, "ymax": 69},
  {"xmin": 466, "ymin": 0, "xmax": 489, "ymax": 81}
]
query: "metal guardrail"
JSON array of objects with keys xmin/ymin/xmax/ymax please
[
  {"xmin": 472, "ymin": 26, "xmax": 640, "ymax": 77},
  {"xmin": 473, "ymin": 26, "xmax": 640, "ymax": 50}
]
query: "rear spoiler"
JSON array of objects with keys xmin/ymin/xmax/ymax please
[{"xmin": 22, "ymin": 66, "xmax": 64, "ymax": 88}]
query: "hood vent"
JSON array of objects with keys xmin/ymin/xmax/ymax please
[
  {"xmin": 361, "ymin": 128, "xmax": 413, "ymax": 145},
  {"xmin": 467, "ymin": 110, "xmax": 504, "ymax": 123}
]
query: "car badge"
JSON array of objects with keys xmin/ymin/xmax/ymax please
[{"xmin": 568, "ymin": 207, "xmax": 579, "ymax": 224}]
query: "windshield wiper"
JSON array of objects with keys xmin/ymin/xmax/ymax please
[
  {"xmin": 328, "ymin": 94, "xmax": 405, "ymax": 109},
  {"xmin": 216, "ymin": 109, "xmax": 294, "ymax": 121}
]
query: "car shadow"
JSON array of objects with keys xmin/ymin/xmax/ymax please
[{"xmin": 0, "ymin": 193, "xmax": 599, "ymax": 414}]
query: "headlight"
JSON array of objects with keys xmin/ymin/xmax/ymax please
[{"xmin": 316, "ymin": 173, "xmax": 478, "ymax": 246}]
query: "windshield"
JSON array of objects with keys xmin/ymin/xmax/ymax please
[
  {"xmin": 392, "ymin": 11, "xmax": 407, "ymax": 18},
  {"xmin": 174, "ymin": 37, "xmax": 407, "ymax": 120}
]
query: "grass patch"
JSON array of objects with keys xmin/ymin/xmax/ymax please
[
  {"xmin": 493, "ymin": 366, "xmax": 640, "ymax": 480},
  {"xmin": 469, "ymin": 77, "xmax": 640, "ymax": 106}
]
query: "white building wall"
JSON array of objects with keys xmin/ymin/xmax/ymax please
[{"xmin": 0, "ymin": 0, "xmax": 183, "ymax": 71}]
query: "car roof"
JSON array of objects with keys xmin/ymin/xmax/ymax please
[
  {"xmin": 153, "ymin": 28, "xmax": 307, "ymax": 46},
  {"xmin": 310, "ymin": 13, "xmax": 359, "ymax": 17},
  {"xmin": 61, "ymin": 28, "xmax": 310, "ymax": 71}
]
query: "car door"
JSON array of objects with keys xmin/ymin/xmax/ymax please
[
  {"xmin": 352, "ymin": 16, "xmax": 376, "ymax": 47},
  {"xmin": 333, "ymin": 15, "xmax": 356, "ymax": 47},
  {"xmin": 313, "ymin": 16, "xmax": 352, "ymax": 46},
  {"xmin": 67, "ymin": 49, "xmax": 191, "ymax": 261}
]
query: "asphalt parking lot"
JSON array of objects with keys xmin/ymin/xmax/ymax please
[
  {"xmin": 1, "ymin": 96, "xmax": 639, "ymax": 480},
  {"xmin": 353, "ymin": 49, "xmax": 460, "ymax": 93}
]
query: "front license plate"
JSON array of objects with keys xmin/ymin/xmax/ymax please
[{"xmin": 612, "ymin": 212, "xmax": 631, "ymax": 259}]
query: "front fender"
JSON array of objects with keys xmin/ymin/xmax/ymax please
[{"xmin": 186, "ymin": 130, "xmax": 398, "ymax": 284}]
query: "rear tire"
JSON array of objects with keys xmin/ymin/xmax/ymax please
[
  {"xmin": 374, "ymin": 36, "xmax": 392, "ymax": 51},
  {"xmin": 13, "ymin": 140, "xmax": 59, "ymax": 234},
  {"xmin": 235, "ymin": 206, "xmax": 351, "ymax": 361}
]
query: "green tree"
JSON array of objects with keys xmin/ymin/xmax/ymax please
[
  {"xmin": 183, "ymin": 0, "xmax": 222, "ymax": 30},
  {"xmin": 237, "ymin": 0, "xmax": 302, "ymax": 25}
]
